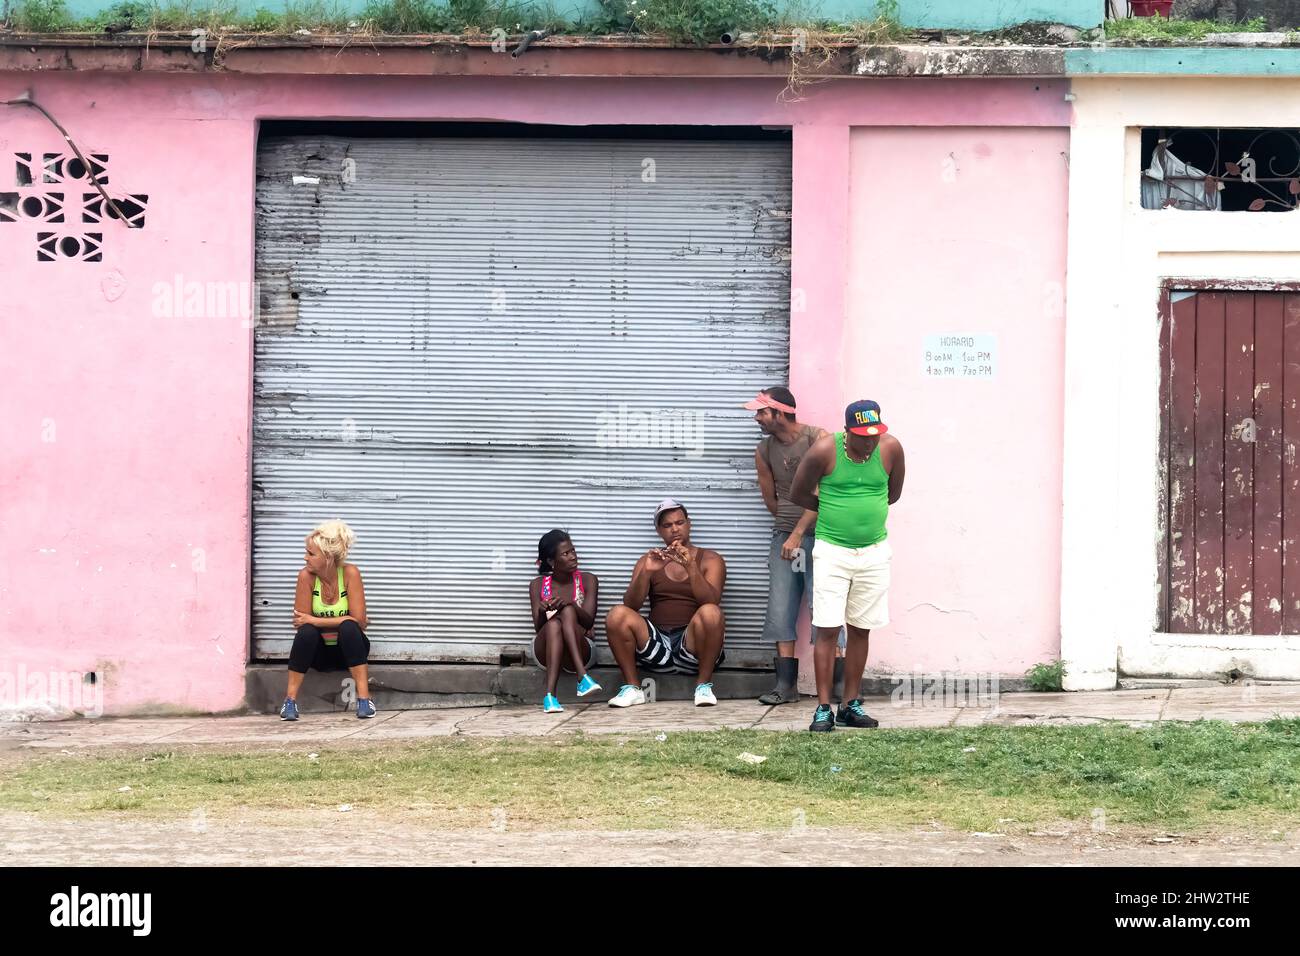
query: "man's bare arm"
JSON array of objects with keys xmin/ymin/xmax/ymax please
[
  {"xmin": 686, "ymin": 551, "xmax": 725, "ymax": 607},
  {"xmin": 622, "ymin": 556, "xmax": 653, "ymax": 610},
  {"xmin": 886, "ymin": 437, "xmax": 906, "ymax": 505},
  {"xmin": 755, "ymin": 448, "xmax": 778, "ymax": 517}
]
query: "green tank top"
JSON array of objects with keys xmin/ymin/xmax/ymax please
[
  {"xmin": 815, "ymin": 432, "xmax": 890, "ymax": 548},
  {"xmin": 312, "ymin": 567, "xmax": 349, "ymax": 645}
]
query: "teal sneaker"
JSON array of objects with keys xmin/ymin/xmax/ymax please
[
  {"xmin": 835, "ymin": 698, "xmax": 879, "ymax": 728},
  {"xmin": 542, "ymin": 693, "xmax": 564, "ymax": 714},
  {"xmin": 576, "ymin": 674, "xmax": 602, "ymax": 697},
  {"xmin": 809, "ymin": 704, "xmax": 835, "ymax": 732}
]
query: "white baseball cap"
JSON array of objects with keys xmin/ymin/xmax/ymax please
[{"xmin": 653, "ymin": 498, "xmax": 687, "ymax": 525}]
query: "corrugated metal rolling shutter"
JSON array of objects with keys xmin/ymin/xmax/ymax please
[{"xmin": 252, "ymin": 134, "xmax": 792, "ymax": 667}]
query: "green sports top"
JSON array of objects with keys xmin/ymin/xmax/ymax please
[
  {"xmin": 312, "ymin": 567, "xmax": 349, "ymax": 645},
  {"xmin": 815, "ymin": 432, "xmax": 890, "ymax": 549}
]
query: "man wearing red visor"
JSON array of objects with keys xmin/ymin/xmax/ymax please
[
  {"xmin": 743, "ymin": 387, "xmax": 842, "ymax": 706},
  {"xmin": 789, "ymin": 400, "xmax": 906, "ymax": 732}
]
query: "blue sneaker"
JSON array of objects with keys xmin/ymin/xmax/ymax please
[
  {"xmin": 279, "ymin": 698, "xmax": 299, "ymax": 721},
  {"xmin": 356, "ymin": 698, "xmax": 377, "ymax": 719},
  {"xmin": 542, "ymin": 693, "xmax": 564, "ymax": 714},
  {"xmin": 576, "ymin": 674, "xmax": 602, "ymax": 697}
]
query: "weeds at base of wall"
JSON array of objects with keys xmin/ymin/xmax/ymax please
[{"xmin": 1025, "ymin": 659, "xmax": 1067, "ymax": 693}]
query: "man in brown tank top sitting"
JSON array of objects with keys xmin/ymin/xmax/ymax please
[{"xmin": 604, "ymin": 499, "xmax": 728, "ymax": 708}]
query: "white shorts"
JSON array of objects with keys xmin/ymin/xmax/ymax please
[{"xmin": 811, "ymin": 538, "xmax": 892, "ymax": 630}]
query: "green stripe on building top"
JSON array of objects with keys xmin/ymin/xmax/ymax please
[
  {"xmin": 894, "ymin": 0, "xmax": 1101, "ymax": 30},
  {"xmin": 1067, "ymin": 46, "xmax": 1300, "ymax": 76}
]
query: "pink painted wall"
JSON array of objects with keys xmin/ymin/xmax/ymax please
[
  {"xmin": 0, "ymin": 105, "xmax": 257, "ymax": 714},
  {"xmin": 0, "ymin": 72, "xmax": 1069, "ymax": 713},
  {"xmin": 842, "ymin": 127, "xmax": 1070, "ymax": 677}
]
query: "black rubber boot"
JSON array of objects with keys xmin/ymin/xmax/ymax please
[
  {"xmin": 832, "ymin": 658, "xmax": 846, "ymax": 704},
  {"xmin": 758, "ymin": 656, "xmax": 800, "ymax": 705}
]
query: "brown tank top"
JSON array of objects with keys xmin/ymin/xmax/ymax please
[
  {"xmin": 760, "ymin": 425, "xmax": 821, "ymax": 533},
  {"xmin": 649, "ymin": 549, "xmax": 717, "ymax": 631}
]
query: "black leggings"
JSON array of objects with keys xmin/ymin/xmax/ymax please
[{"xmin": 288, "ymin": 621, "xmax": 370, "ymax": 674}]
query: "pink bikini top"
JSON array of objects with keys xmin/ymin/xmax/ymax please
[{"xmin": 541, "ymin": 571, "xmax": 585, "ymax": 606}]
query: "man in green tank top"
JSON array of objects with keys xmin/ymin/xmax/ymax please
[{"xmin": 789, "ymin": 400, "xmax": 906, "ymax": 732}]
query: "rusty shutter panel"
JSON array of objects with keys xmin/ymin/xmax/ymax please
[
  {"xmin": 1254, "ymin": 294, "xmax": 1284, "ymax": 633},
  {"xmin": 1223, "ymin": 293, "xmax": 1255, "ymax": 633},
  {"xmin": 1282, "ymin": 296, "xmax": 1300, "ymax": 632},
  {"xmin": 252, "ymin": 134, "xmax": 792, "ymax": 666},
  {"xmin": 1164, "ymin": 289, "xmax": 1300, "ymax": 636},
  {"xmin": 1166, "ymin": 291, "xmax": 1198, "ymax": 631}
]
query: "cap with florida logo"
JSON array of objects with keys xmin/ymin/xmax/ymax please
[{"xmin": 845, "ymin": 399, "xmax": 888, "ymax": 437}]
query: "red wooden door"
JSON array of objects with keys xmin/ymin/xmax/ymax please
[{"xmin": 1163, "ymin": 290, "xmax": 1300, "ymax": 634}]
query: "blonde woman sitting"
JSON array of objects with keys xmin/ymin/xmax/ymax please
[{"xmin": 279, "ymin": 519, "xmax": 374, "ymax": 721}]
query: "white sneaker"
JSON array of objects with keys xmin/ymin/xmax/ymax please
[
  {"xmin": 694, "ymin": 683, "xmax": 717, "ymax": 707},
  {"xmin": 608, "ymin": 684, "xmax": 648, "ymax": 708}
]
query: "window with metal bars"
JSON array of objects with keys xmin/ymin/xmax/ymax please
[{"xmin": 1140, "ymin": 128, "xmax": 1300, "ymax": 212}]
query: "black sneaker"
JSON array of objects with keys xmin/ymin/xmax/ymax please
[
  {"xmin": 809, "ymin": 704, "xmax": 835, "ymax": 732},
  {"xmin": 836, "ymin": 698, "xmax": 880, "ymax": 728}
]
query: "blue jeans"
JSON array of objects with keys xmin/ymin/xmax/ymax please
[{"xmin": 762, "ymin": 530, "xmax": 846, "ymax": 648}]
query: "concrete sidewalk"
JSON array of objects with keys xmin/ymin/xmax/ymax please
[{"xmin": 3, "ymin": 683, "xmax": 1297, "ymax": 750}]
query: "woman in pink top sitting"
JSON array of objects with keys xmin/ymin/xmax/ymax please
[{"xmin": 529, "ymin": 530, "xmax": 601, "ymax": 713}]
